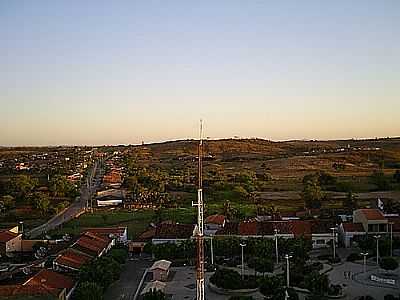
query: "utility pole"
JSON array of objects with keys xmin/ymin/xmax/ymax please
[
  {"xmin": 274, "ymin": 228, "xmax": 279, "ymax": 264},
  {"xmin": 374, "ymin": 235, "xmax": 381, "ymax": 266},
  {"xmin": 240, "ymin": 242, "xmax": 247, "ymax": 280},
  {"xmin": 361, "ymin": 252, "xmax": 368, "ymax": 273},
  {"xmin": 210, "ymin": 235, "xmax": 214, "ymax": 266},
  {"xmin": 192, "ymin": 120, "xmax": 205, "ymax": 300}
]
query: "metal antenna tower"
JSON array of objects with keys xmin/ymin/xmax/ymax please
[{"xmin": 192, "ymin": 120, "xmax": 205, "ymax": 300}]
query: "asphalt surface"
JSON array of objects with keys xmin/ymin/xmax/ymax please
[
  {"xmin": 104, "ymin": 259, "xmax": 152, "ymax": 300},
  {"xmin": 27, "ymin": 161, "xmax": 101, "ymax": 238}
]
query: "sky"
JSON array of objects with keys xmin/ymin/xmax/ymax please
[{"xmin": 1, "ymin": 1, "xmax": 399, "ymax": 146}]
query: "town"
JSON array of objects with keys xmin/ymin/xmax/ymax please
[{"xmin": 0, "ymin": 138, "xmax": 399, "ymax": 300}]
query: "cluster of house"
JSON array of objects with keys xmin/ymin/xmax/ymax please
[
  {"xmin": 0, "ymin": 147, "xmax": 96, "ymax": 175},
  {"xmin": 132, "ymin": 208, "xmax": 400, "ymax": 251},
  {"xmin": 0, "ymin": 226, "xmax": 127, "ymax": 300}
]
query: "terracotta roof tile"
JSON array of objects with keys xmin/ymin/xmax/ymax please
[
  {"xmin": 54, "ymin": 249, "xmax": 92, "ymax": 270},
  {"xmin": 154, "ymin": 223, "xmax": 194, "ymax": 239},
  {"xmin": 360, "ymin": 209, "xmax": 386, "ymax": 221},
  {"xmin": 342, "ymin": 223, "xmax": 365, "ymax": 232},
  {"xmin": 0, "ymin": 230, "xmax": 19, "ymax": 243},
  {"xmin": 205, "ymin": 214, "xmax": 226, "ymax": 225},
  {"xmin": 24, "ymin": 269, "xmax": 75, "ymax": 291}
]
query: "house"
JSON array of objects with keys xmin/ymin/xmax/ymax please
[
  {"xmin": 339, "ymin": 223, "xmax": 366, "ymax": 248},
  {"xmin": 141, "ymin": 280, "xmax": 166, "ymax": 296},
  {"xmin": 0, "ymin": 226, "xmax": 22, "ymax": 257},
  {"xmin": 205, "ymin": 214, "xmax": 226, "ymax": 232},
  {"xmin": 0, "ymin": 284, "xmax": 64, "ymax": 300},
  {"xmin": 310, "ymin": 220, "xmax": 336, "ymax": 249},
  {"xmin": 152, "ymin": 223, "xmax": 195, "ymax": 245},
  {"xmin": 24, "ymin": 269, "xmax": 76, "ymax": 300},
  {"xmin": 85, "ymin": 227, "xmax": 128, "ymax": 243},
  {"xmin": 150, "ymin": 260, "xmax": 172, "ymax": 281},
  {"xmin": 96, "ymin": 189, "xmax": 125, "ymax": 207},
  {"xmin": 53, "ymin": 248, "xmax": 92, "ymax": 272},
  {"xmin": 353, "ymin": 209, "xmax": 388, "ymax": 234},
  {"xmin": 71, "ymin": 231, "xmax": 113, "ymax": 257}
]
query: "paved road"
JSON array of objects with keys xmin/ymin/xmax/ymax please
[
  {"xmin": 104, "ymin": 259, "xmax": 152, "ymax": 300},
  {"xmin": 27, "ymin": 161, "xmax": 102, "ymax": 238}
]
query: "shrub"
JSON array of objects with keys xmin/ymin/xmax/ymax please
[
  {"xmin": 380, "ymin": 257, "xmax": 399, "ymax": 272},
  {"xmin": 210, "ymin": 269, "xmax": 257, "ymax": 290},
  {"xmin": 142, "ymin": 290, "xmax": 166, "ymax": 300},
  {"xmin": 259, "ymin": 275, "xmax": 284, "ymax": 296},
  {"xmin": 108, "ymin": 248, "xmax": 128, "ymax": 264}
]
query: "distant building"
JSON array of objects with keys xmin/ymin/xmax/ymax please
[
  {"xmin": 353, "ymin": 209, "xmax": 388, "ymax": 233},
  {"xmin": 339, "ymin": 223, "xmax": 366, "ymax": 248},
  {"xmin": 152, "ymin": 223, "xmax": 195, "ymax": 245},
  {"xmin": 0, "ymin": 226, "xmax": 22, "ymax": 257}
]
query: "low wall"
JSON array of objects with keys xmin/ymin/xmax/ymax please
[{"xmin": 208, "ymin": 282, "xmax": 258, "ymax": 296}]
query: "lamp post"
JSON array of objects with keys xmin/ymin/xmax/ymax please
[
  {"xmin": 330, "ymin": 226, "xmax": 337, "ymax": 260},
  {"xmin": 285, "ymin": 254, "xmax": 293, "ymax": 288},
  {"xmin": 360, "ymin": 252, "xmax": 368, "ymax": 273},
  {"xmin": 210, "ymin": 235, "xmax": 214, "ymax": 266},
  {"xmin": 389, "ymin": 222, "xmax": 393, "ymax": 257},
  {"xmin": 373, "ymin": 235, "xmax": 381, "ymax": 265},
  {"xmin": 274, "ymin": 228, "xmax": 279, "ymax": 264},
  {"xmin": 240, "ymin": 243, "xmax": 246, "ymax": 280}
]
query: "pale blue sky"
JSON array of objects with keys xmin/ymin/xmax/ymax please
[{"xmin": 1, "ymin": 1, "xmax": 399, "ymax": 146}]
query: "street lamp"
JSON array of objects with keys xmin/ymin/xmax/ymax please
[
  {"xmin": 274, "ymin": 228, "xmax": 279, "ymax": 264},
  {"xmin": 210, "ymin": 235, "xmax": 214, "ymax": 266},
  {"xmin": 373, "ymin": 235, "xmax": 381, "ymax": 265},
  {"xmin": 240, "ymin": 242, "xmax": 247, "ymax": 280},
  {"xmin": 330, "ymin": 226, "xmax": 337, "ymax": 260},
  {"xmin": 360, "ymin": 252, "xmax": 368, "ymax": 273},
  {"xmin": 389, "ymin": 222, "xmax": 393, "ymax": 257},
  {"xmin": 284, "ymin": 254, "xmax": 293, "ymax": 288}
]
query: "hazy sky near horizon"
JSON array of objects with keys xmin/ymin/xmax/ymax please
[{"xmin": 1, "ymin": 1, "xmax": 399, "ymax": 146}]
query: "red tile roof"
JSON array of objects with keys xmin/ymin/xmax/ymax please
[
  {"xmin": 72, "ymin": 231, "xmax": 111, "ymax": 256},
  {"xmin": 54, "ymin": 248, "xmax": 92, "ymax": 270},
  {"xmin": 154, "ymin": 223, "xmax": 195, "ymax": 239},
  {"xmin": 238, "ymin": 221, "xmax": 258, "ymax": 235},
  {"xmin": 0, "ymin": 284, "xmax": 60, "ymax": 297},
  {"xmin": 84, "ymin": 227, "xmax": 126, "ymax": 237},
  {"xmin": 0, "ymin": 230, "xmax": 19, "ymax": 243},
  {"xmin": 291, "ymin": 220, "xmax": 312, "ymax": 237},
  {"xmin": 24, "ymin": 269, "xmax": 75, "ymax": 291},
  {"xmin": 205, "ymin": 214, "xmax": 226, "ymax": 225},
  {"xmin": 360, "ymin": 209, "xmax": 386, "ymax": 220},
  {"xmin": 342, "ymin": 223, "xmax": 365, "ymax": 232}
]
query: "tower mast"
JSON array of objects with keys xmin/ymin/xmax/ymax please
[{"xmin": 192, "ymin": 120, "xmax": 205, "ymax": 300}]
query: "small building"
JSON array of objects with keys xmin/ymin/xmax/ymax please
[
  {"xmin": 71, "ymin": 231, "xmax": 113, "ymax": 257},
  {"xmin": 53, "ymin": 248, "xmax": 92, "ymax": 272},
  {"xmin": 353, "ymin": 209, "xmax": 388, "ymax": 234},
  {"xmin": 0, "ymin": 227, "xmax": 22, "ymax": 257},
  {"xmin": 205, "ymin": 214, "xmax": 226, "ymax": 231},
  {"xmin": 152, "ymin": 223, "xmax": 195, "ymax": 245},
  {"xmin": 24, "ymin": 269, "xmax": 76, "ymax": 300},
  {"xmin": 85, "ymin": 227, "xmax": 128, "ymax": 243},
  {"xmin": 0, "ymin": 284, "xmax": 64, "ymax": 300},
  {"xmin": 339, "ymin": 223, "xmax": 366, "ymax": 248},
  {"xmin": 150, "ymin": 260, "xmax": 172, "ymax": 281},
  {"xmin": 141, "ymin": 280, "xmax": 166, "ymax": 296}
]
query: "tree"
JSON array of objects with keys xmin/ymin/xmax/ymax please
[
  {"xmin": 49, "ymin": 175, "xmax": 77, "ymax": 197},
  {"xmin": 31, "ymin": 192, "xmax": 50, "ymax": 215},
  {"xmin": 343, "ymin": 191, "xmax": 358, "ymax": 211},
  {"xmin": 11, "ymin": 175, "xmax": 38, "ymax": 200},
  {"xmin": 370, "ymin": 170, "xmax": 391, "ymax": 190},
  {"xmin": 223, "ymin": 200, "xmax": 233, "ymax": 220},
  {"xmin": 0, "ymin": 195, "xmax": 15, "ymax": 212},
  {"xmin": 379, "ymin": 257, "xmax": 399, "ymax": 272},
  {"xmin": 302, "ymin": 177, "xmax": 323, "ymax": 209},
  {"xmin": 142, "ymin": 290, "xmax": 166, "ymax": 300},
  {"xmin": 304, "ymin": 272, "xmax": 329, "ymax": 296},
  {"xmin": 233, "ymin": 185, "xmax": 249, "ymax": 200},
  {"xmin": 394, "ymin": 170, "xmax": 400, "ymax": 183},
  {"xmin": 74, "ymin": 281, "xmax": 104, "ymax": 300}
]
